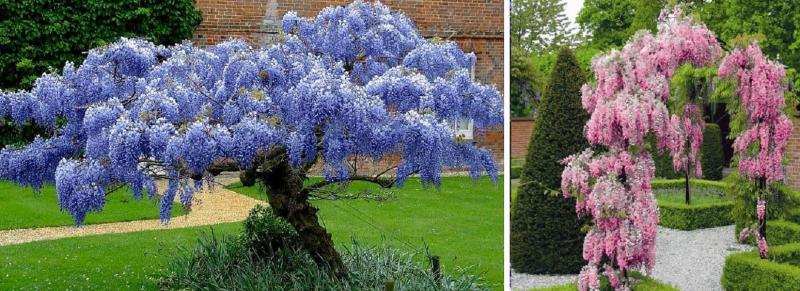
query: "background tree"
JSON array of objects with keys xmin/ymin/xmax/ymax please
[
  {"xmin": 511, "ymin": 48, "xmax": 588, "ymax": 274},
  {"xmin": 511, "ymin": 0, "xmax": 575, "ymax": 52},
  {"xmin": 577, "ymin": 0, "xmax": 636, "ymax": 48},
  {"xmin": 0, "ymin": 0, "xmax": 202, "ymax": 148},
  {"xmin": 0, "ymin": 2, "xmax": 502, "ymax": 277},
  {"xmin": 511, "ymin": 46, "xmax": 544, "ymax": 118}
]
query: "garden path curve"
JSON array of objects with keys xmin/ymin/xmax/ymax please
[{"xmin": 0, "ymin": 175, "xmax": 264, "ymax": 246}]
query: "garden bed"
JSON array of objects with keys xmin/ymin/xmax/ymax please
[
  {"xmin": 652, "ymin": 179, "xmax": 734, "ymax": 230},
  {"xmin": 722, "ymin": 243, "xmax": 800, "ymax": 289}
]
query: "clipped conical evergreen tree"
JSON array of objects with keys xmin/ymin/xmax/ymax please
[{"xmin": 511, "ymin": 48, "xmax": 589, "ymax": 274}]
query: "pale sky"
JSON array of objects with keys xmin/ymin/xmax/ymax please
[{"xmin": 564, "ymin": 0, "xmax": 585, "ymax": 31}]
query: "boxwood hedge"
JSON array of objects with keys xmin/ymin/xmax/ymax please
[
  {"xmin": 722, "ymin": 243, "xmax": 800, "ymax": 290},
  {"xmin": 652, "ymin": 179, "xmax": 734, "ymax": 230}
]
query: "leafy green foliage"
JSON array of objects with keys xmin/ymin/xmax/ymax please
[
  {"xmin": 511, "ymin": 48, "xmax": 589, "ymax": 274},
  {"xmin": 0, "ymin": 0, "xmax": 202, "ymax": 89},
  {"xmin": 242, "ymin": 205, "xmax": 302, "ymax": 261},
  {"xmin": 726, "ymin": 172, "xmax": 800, "ymax": 238},
  {"xmin": 511, "ymin": 47, "xmax": 544, "ymax": 117},
  {"xmin": 577, "ymin": 0, "xmax": 636, "ymax": 48},
  {"xmin": 159, "ymin": 232, "xmax": 486, "ymax": 290},
  {"xmin": 701, "ymin": 123, "xmax": 725, "ymax": 180},
  {"xmin": 722, "ymin": 243, "xmax": 800, "ymax": 290}
]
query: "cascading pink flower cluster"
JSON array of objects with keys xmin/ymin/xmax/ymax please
[
  {"xmin": 563, "ymin": 7, "xmax": 721, "ymax": 290},
  {"xmin": 719, "ymin": 44, "xmax": 791, "ymax": 183},
  {"xmin": 668, "ymin": 104, "xmax": 704, "ymax": 177}
]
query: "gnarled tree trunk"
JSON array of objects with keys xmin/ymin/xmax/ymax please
[{"xmin": 257, "ymin": 154, "xmax": 347, "ymax": 278}]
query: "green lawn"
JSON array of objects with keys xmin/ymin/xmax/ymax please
[
  {"xmin": 227, "ymin": 175, "xmax": 504, "ymax": 289},
  {"xmin": 654, "ymin": 188, "xmax": 728, "ymax": 205},
  {"xmin": 0, "ymin": 222, "xmax": 243, "ymax": 289},
  {"xmin": 0, "ymin": 180, "xmax": 184, "ymax": 230}
]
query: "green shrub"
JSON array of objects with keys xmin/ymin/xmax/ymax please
[
  {"xmin": 701, "ymin": 123, "xmax": 725, "ymax": 180},
  {"xmin": 240, "ymin": 169, "xmax": 257, "ymax": 187},
  {"xmin": 511, "ymin": 48, "xmax": 589, "ymax": 274},
  {"xmin": 160, "ymin": 232, "xmax": 486, "ymax": 290},
  {"xmin": 652, "ymin": 179, "xmax": 733, "ymax": 230},
  {"xmin": 726, "ymin": 172, "xmax": 800, "ymax": 240},
  {"xmin": 242, "ymin": 205, "xmax": 301, "ymax": 261},
  {"xmin": 722, "ymin": 243, "xmax": 800, "ymax": 290}
]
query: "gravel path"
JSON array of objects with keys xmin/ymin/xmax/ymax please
[
  {"xmin": 653, "ymin": 225, "xmax": 751, "ymax": 291},
  {"xmin": 510, "ymin": 225, "xmax": 752, "ymax": 290},
  {"xmin": 510, "ymin": 271, "xmax": 576, "ymax": 290},
  {"xmin": 0, "ymin": 174, "xmax": 264, "ymax": 246}
]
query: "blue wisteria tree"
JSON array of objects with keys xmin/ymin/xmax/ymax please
[{"xmin": 0, "ymin": 1, "xmax": 501, "ymax": 275}]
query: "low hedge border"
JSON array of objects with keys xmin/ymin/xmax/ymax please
[
  {"xmin": 653, "ymin": 179, "xmax": 733, "ymax": 230},
  {"xmin": 722, "ymin": 243, "xmax": 800, "ymax": 290}
]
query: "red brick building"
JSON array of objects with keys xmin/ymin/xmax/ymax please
[{"xmin": 192, "ymin": 0, "xmax": 504, "ymax": 164}]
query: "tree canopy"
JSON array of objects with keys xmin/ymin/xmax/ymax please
[{"xmin": 0, "ymin": 1, "xmax": 503, "ymax": 226}]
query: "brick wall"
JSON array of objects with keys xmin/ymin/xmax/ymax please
[
  {"xmin": 510, "ymin": 118, "xmax": 533, "ymax": 160},
  {"xmin": 192, "ymin": 0, "xmax": 504, "ymax": 168}
]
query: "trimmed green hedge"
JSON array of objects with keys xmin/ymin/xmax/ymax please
[
  {"xmin": 652, "ymin": 123, "xmax": 726, "ymax": 180},
  {"xmin": 653, "ymin": 179, "xmax": 733, "ymax": 230},
  {"xmin": 765, "ymin": 220, "xmax": 800, "ymax": 246},
  {"xmin": 722, "ymin": 243, "xmax": 800, "ymax": 290},
  {"xmin": 658, "ymin": 201, "xmax": 733, "ymax": 230}
]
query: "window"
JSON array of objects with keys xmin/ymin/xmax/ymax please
[
  {"xmin": 452, "ymin": 118, "xmax": 474, "ymax": 140},
  {"xmin": 451, "ymin": 64, "xmax": 477, "ymax": 140}
]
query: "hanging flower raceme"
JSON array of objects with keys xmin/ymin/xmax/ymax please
[
  {"xmin": 667, "ymin": 103, "xmax": 704, "ymax": 177},
  {"xmin": 563, "ymin": 6, "xmax": 722, "ymax": 290}
]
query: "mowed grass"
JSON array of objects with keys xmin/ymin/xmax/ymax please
[
  {"xmin": 0, "ymin": 180, "xmax": 184, "ymax": 230},
  {"xmin": 654, "ymin": 188, "xmax": 728, "ymax": 205},
  {"xmin": 227, "ymin": 175, "xmax": 504, "ymax": 289},
  {"xmin": 0, "ymin": 222, "xmax": 243, "ymax": 290}
]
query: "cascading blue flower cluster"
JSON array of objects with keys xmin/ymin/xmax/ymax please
[{"xmin": 0, "ymin": 1, "xmax": 502, "ymax": 225}]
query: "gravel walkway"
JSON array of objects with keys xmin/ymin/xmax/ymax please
[
  {"xmin": 0, "ymin": 174, "xmax": 264, "ymax": 246},
  {"xmin": 510, "ymin": 225, "xmax": 752, "ymax": 290},
  {"xmin": 510, "ymin": 271, "xmax": 576, "ymax": 290},
  {"xmin": 653, "ymin": 225, "xmax": 751, "ymax": 291}
]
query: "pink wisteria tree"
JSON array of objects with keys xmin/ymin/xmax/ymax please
[
  {"xmin": 559, "ymin": 6, "xmax": 791, "ymax": 290},
  {"xmin": 720, "ymin": 43, "xmax": 793, "ymax": 259}
]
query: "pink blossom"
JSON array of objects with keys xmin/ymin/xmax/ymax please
[
  {"xmin": 757, "ymin": 199, "xmax": 766, "ymax": 221},
  {"xmin": 758, "ymin": 235, "xmax": 769, "ymax": 258}
]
